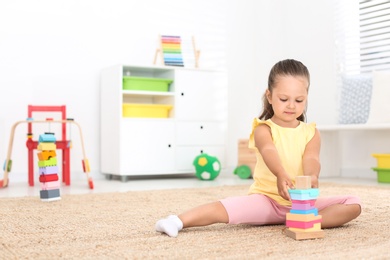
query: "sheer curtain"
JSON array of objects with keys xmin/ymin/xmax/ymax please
[{"xmin": 335, "ymin": 0, "xmax": 390, "ymax": 75}]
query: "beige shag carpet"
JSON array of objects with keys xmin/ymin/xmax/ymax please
[{"xmin": 0, "ymin": 182, "xmax": 389, "ymax": 259}]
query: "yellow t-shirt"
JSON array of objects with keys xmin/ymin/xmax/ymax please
[{"xmin": 248, "ymin": 118, "xmax": 316, "ymax": 206}]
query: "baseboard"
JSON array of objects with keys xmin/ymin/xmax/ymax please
[{"xmin": 340, "ymin": 168, "xmax": 377, "ymax": 180}]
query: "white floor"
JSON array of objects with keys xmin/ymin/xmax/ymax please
[{"xmin": 0, "ymin": 171, "xmax": 388, "ymax": 198}]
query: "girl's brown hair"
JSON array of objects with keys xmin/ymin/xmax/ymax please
[{"xmin": 259, "ymin": 59, "xmax": 310, "ymax": 122}]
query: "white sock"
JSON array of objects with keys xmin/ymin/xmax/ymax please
[{"xmin": 155, "ymin": 215, "xmax": 183, "ymax": 237}]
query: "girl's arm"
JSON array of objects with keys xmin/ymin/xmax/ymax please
[
  {"xmin": 254, "ymin": 124, "xmax": 294, "ymax": 200},
  {"xmin": 302, "ymin": 128, "xmax": 321, "ymax": 188}
]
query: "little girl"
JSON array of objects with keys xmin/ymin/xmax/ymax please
[{"xmin": 155, "ymin": 59, "xmax": 362, "ymax": 237}]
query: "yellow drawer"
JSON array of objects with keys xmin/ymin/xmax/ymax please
[{"xmin": 122, "ymin": 104, "xmax": 172, "ymax": 118}]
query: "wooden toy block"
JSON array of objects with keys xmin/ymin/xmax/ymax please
[
  {"xmin": 37, "ymin": 150, "xmax": 56, "ymax": 161},
  {"xmin": 39, "ymin": 174, "xmax": 59, "ymax": 183},
  {"xmin": 289, "ymin": 223, "xmax": 322, "ymax": 232},
  {"xmin": 295, "ymin": 176, "xmax": 311, "ymax": 189},
  {"xmin": 41, "ymin": 197, "xmax": 61, "ymax": 202},
  {"xmin": 40, "ymin": 188, "xmax": 60, "ymax": 199},
  {"xmin": 285, "ymin": 228, "xmax": 324, "ymax": 240},
  {"xmin": 286, "ymin": 213, "xmax": 321, "ymax": 222},
  {"xmin": 40, "ymin": 180, "xmax": 61, "ymax": 190},
  {"xmin": 289, "ymin": 193, "xmax": 315, "ymax": 200},
  {"xmin": 38, "ymin": 157, "xmax": 57, "ymax": 168},
  {"xmin": 292, "ymin": 203, "xmax": 315, "ymax": 210},
  {"xmin": 37, "ymin": 142, "xmax": 56, "ymax": 151},
  {"xmin": 291, "ymin": 199, "xmax": 316, "ymax": 205},
  {"xmin": 289, "ymin": 188, "xmax": 319, "ymax": 197},
  {"xmin": 39, "ymin": 166, "xmax": 59, "ymax": 175},
  {"xmin": 38, "ymin": 133, "xmax": 56, "ymax": 143},
  {"xmin": 285, "ymin": 175, "xmax": 324, "ymax": 240},
  {"xmin": 286, "ymin": 218, "xmax": 322, "ymax": 229},
  {"xmin": 289, "ymin": 208, "xmax": 318, "ymax": 215},
  {"xmin": 289, "ymin": 189, "xmax": 319, "ymax": 200}
]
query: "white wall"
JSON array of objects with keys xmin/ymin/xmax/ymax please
[
  {"xmin": 0, "ymin": 0, "xmax": 228, "ymax": 182},
  {"xmin": 0, "ymin": 0, "xmax": 337, "ymax": 182}
]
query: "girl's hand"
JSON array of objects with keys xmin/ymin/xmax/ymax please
[
  {"xmin": 277, "ymin": 175, "xmax": 294, "ymax": 201},
  {"xmin": 310, "ymin": 175, "xmax": 319, "ymax": 188}
]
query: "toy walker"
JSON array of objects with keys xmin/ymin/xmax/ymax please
[{"xmin": 0, "ymin": 105, "xmax": 93, "ymax": 189}]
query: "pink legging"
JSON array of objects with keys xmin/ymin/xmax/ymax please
[{"xmin": 220, "ymin": 194, "xmax": 361, "ymax": 225}]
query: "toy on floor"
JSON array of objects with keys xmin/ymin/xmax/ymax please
[
  {"xmin": 233, "ymin": 165, "xmax": 252, "ymax": 179},
  {"xmin": 193, "ymin": 153, "xmax": 221, "ymax": 180},
  {"xmin": 371, "ymin": 153, "xmax": 390, "ymax": 183},
  {"xmin": 37, "ymin": 133, "xmax": 61, "ymax": 202},
  {"xmin": 284, "ymin": 176, "xmax": 325, "ymax": 240},
  {"xmin": 1, "ymin": 105, "xmax": 93, "ymax": 189}
]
